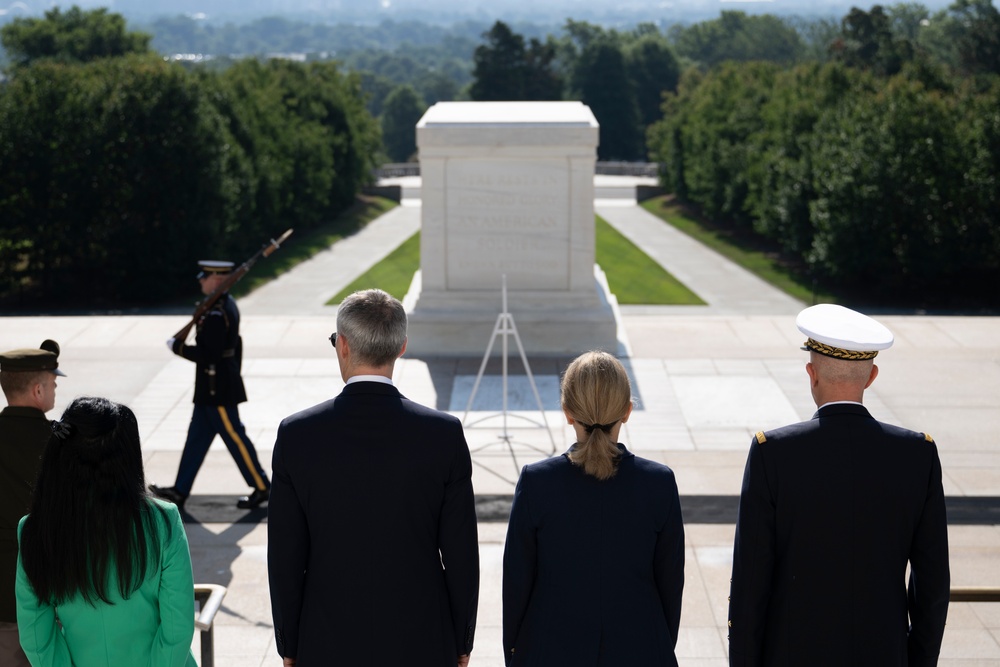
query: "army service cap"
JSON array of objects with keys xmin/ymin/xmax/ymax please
[
  {"xmin": 0, "ymin": 339, "xmax": 67, "ymax": 376},
  {"xmin": 796, "ymin": 304, "xmax": 893, "ymax": 361},
  {"xmin": 197, "ymin": 260, "xmax": 235, "ymax": 280}
]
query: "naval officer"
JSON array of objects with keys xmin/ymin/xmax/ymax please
[{"xmin": 728, "ymin": 304, "xmax": 950, "ymax": 666}]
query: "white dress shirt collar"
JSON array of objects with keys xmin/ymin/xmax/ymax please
[{"xmin": 346, "ymin": 374, "xmax": 394, "ymax": 386}]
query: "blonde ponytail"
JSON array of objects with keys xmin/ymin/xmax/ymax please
[{"xmin": 561, "ymin": 351, "xmax": 633, "ymax": 480}]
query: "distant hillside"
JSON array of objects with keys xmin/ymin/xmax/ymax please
[{"xmin": 0, "ymin": 0, "xmax": 960, "ymax": 27}]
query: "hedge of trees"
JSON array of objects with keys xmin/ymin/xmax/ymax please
[
  {"xmin": 0, "ymin": 8, "xmax": 379, "ymax": 307},
  {"xmin": 471, "ymin": 20, "xmax": 680, "ymax": 161},
  {"xmin": 648, "ymin": 12, "xmax": 1000, "ymax": 307}
]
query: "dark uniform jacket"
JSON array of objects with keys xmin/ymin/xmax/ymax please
[
  {"xmin": 502, "ymin": 446, "xmax": 685, "ymax": 667},
  {"xmin": 728, "ymin": 403, "xmax": 950, "ymax": 667},
  {"xmin": 0, "ymin": 406, "xmax": 50, "ymax": 622},
  {"xmin": 177, "ymin": 293, "xmax": 247, "ymax": 405},
  {"xmin": 267, "ymin": 381, "xmax": 480, "ymax": 666}
]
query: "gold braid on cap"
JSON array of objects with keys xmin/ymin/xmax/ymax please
[{"xmin": 804, "ymin": 338, "xmax": 878, "ymax": 361}]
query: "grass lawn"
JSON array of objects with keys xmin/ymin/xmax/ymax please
[
  {"xmin": 640, "ymin": 195, "xmax": 836, "ymax": 304},
  {"xmin": 595, "ymin": 215, "xmax": 704, "ymax": 305},
  {"xmin": 328, "ymin": 230, "xmax": 420, "ymax": 303},
  {"xmin": 231, "ymin": 195, "xmax": 397, "ymax": 299},
  {"xmin": 327, "ymin": 217, "xmax": 705, "ymax": 305}
]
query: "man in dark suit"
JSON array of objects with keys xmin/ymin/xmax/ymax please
[
  {"xmin": 0, "ymin": 340, "xmax": 65, "ymax": 667},
  {"xmin": 728, "ymin": 304, "xmax": 950, "ymax": 667},
  {"xmin": 151, "ymin": 260, "xmax": 271, "ymax": 510},
  {"xmin": 268, "ymin": 288, "xmax": 479, "ymax": 667}
]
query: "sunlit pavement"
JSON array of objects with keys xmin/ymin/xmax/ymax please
[{"xmin": 5, "ymin": 186, "xmax": 998, "ymax": 665}]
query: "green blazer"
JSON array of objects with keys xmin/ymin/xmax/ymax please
[{"xmin": 15, "ymin": 499, "xmax": 197, "ymax": 667}]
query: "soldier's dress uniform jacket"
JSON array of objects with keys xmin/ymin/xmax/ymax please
[
  {"xmin": 0, "ymin": 406, "xmax": 50, "ymax": 624},
  {"xmin": 728, "ymin": 403, "xmax": 950, "ymax": 667},
  {"xmin": 171, "ymin": 292, "xmax": 268, "ymax": 497},
  {"xmin": 178, "ymin": 294, "xmax": 247, "ymax": 406}
]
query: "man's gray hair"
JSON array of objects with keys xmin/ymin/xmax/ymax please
[{"xmin": 336, "ymin": 289, "xmax": 407, "ymax": 367}]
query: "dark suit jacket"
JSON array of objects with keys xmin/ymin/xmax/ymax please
[
  {"xmin": 0, "ymin": 406, "xmax": 50, "ymax": 622},
  {"xmin": 502, "ymin": 446, "xmax": 685, "ymax": 667},
  {"xmin": 728, "ymin": 403, "xmax": 950, "ymax": 667},
  {"xmin": 267, "ymin": 381, "xmax": 479, "ymax": 666}
]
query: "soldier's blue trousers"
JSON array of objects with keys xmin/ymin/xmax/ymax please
[{"xmin": 174, "ymin": 404, "xmax": 270, "ymax": 496}]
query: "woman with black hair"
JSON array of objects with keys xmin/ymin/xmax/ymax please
[
  {"xmin": 502, "ymin": 351, "xmax": 685, "ymax": 666},
  {"xmin": 15, "ymin": 396, "xmax": 196, "ymax": 667}
]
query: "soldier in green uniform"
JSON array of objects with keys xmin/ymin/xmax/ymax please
[{"xmin": 0, "ymin": 340, "xmax": 65, "ymax": 667}]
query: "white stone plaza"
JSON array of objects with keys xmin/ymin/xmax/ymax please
[{"xmin": 2, "ymin": 190, "xmax": 999, "ymax": 665}]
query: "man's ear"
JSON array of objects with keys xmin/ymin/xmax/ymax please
[
  {"xmin": 805, "ymin": 362, "xmax": 818, "ymax": 387},
  {"xmin": 398, "ymin": 337, "xmax": 407, "ymax": 359},
  {"xmin": 865, "ymin": 364, "xmax": 879, "ymax": 389}
]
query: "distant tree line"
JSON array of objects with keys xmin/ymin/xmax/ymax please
[
  {"xmin": 648, "ymin": 1, "xmax": 1000, "ymax": 308},
  {"xmin": 2, "ymin": 3, "xmax": 999, "ymax": 309},
  {"xmin": 0, "ymin": 7, "xmax": 379, "ymax": 307}
]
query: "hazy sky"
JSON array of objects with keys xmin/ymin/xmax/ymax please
[{"xmin": 0, "ymin": 0, "xmax": 966, "ymax": 25}]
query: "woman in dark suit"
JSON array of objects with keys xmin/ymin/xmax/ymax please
[{"xmin": 502, "ymin": 351, "xmax": 685, "ymax": 666}]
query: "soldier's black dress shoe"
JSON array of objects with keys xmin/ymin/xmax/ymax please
[
  {"xmin": 237, "ymin": 487, "xmax": 269, "ymax": 509},
  {"xmin": 149, "ymin": 484, "xmax": 188, "ymax": 509}
]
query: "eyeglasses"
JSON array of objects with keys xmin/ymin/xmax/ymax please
[{"xmin": 328, "ymin": 332, "xmax": 337, "ymax": 348}]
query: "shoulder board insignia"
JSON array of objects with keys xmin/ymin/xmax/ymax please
[
  {"xmin": 755, "ymin": 431, "xmax": 767, "ymax": 444},
  {"xmin": 924, "ymin": 432, "xmax": 934, "ymax": 443}
]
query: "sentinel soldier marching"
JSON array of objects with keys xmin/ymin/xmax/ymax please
[{"xmin": 151, "ymin": 260, "xmax": 271, "ymax": 510}]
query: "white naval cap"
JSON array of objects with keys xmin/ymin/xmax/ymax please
[
  {"xmin": 196, "ymin": 260, "xmax": 235, "ymax": 279},
  {"xmin": 796, "ymin": 304, "xmax": 893, "ymax": 361}
]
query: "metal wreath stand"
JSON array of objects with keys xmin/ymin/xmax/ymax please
[{"xmin": 462, "ymin": 275, "xmax": 557, "ymax": 484}]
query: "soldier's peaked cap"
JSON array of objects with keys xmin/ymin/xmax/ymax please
[
  {"xmin": 0, "ymin": 339, "xmax": 67, "ymax": 376},
  {"xmin": 796, "ymin": 304, "xmax": 893, "ymax": 361},
  {"xmin": 197, "ymin": 260, "xmax": 235, "ymax": 280}
]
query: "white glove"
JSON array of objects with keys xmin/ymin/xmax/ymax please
[{"xmin": 166, "ymin": 337, "xmax": 176, "ymax": 352}]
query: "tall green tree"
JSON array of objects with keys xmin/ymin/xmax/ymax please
[
  {"xmin": 470, "ymin": 21, "xmax": 528, "ymax": 100},
  {"xmin": 573, "ymin": 39, "xmax": 643, "ymax": 161},
  {"xmin": 0, "ymin": 6, "xmax": 151, "ymax": 66},
  {"xmin": 949, "ymin": 0, "xmax": 1000, "ymax": 75},
  {"xmin": 667, "ymin": 11, "xmax": 804, "ymax": 67},
  {"xmin": 470, "ymin": 21, "xmax": 562, "ymax": 101},
  {"xmin": 381, "ymin": 85, "xmax": 426, "ymax": 162},
  {"xmin": 625, "ymin": 34, "xmax": 681, "ymax": 130},
  {"xmin": 831, "ymin": 5, "xmax": 914, "ymax": 75}
]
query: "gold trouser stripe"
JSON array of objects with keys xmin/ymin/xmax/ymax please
[{"xmin": 217, "ymin": 406, "xmax": 266, "ymax": 490}]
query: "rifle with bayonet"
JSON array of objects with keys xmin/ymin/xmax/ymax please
[{"xmin": 172, "ymin": 229, "xmax": 294, "ymax": 343}]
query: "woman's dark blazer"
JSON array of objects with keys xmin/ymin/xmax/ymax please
[{"xmin": 502, "ymin": 445, "xmax": 685, "ymax": 667}]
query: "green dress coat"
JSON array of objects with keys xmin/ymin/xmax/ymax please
[{"xmin": 15, "ymin": 499, "xmax": 197, "ymax": 667}]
